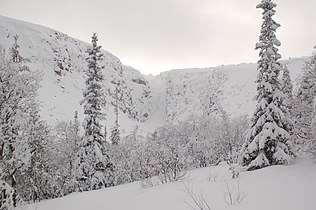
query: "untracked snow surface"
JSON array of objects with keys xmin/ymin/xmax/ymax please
[{"xmin": 21, "ymin": 158, "xmax": 316, "ymax": 210}]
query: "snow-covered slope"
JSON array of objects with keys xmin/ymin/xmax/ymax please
[
  {"xmin": 146, "ymin": 58, "xmax": 306, "ymax": 126},
  {"xmin": 0, "ymin": 15, "xmax": 308, "ymax": 134},
  {"xmin": 21, "ymin": 158, "xmax": 316, "ymax": 210},
  {"xmin": 0, "ymin": 15, "xmax": 151, "ymax": 136}
]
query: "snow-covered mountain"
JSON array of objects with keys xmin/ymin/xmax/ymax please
[{"xmin": 0, "ymin": 15, "xmax": 308, "ymax": 135}]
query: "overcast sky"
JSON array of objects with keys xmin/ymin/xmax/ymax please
[{"xmin": 1, "ymin": 0, "xmax": 315, "ymax": 75}]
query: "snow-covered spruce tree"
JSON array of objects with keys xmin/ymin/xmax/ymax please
[
  {"xmin": 280, "ymin": 64, "xmax": 295, "ymax": 140},
  {"xmin": 76, "ymin": 33, "xmax": 114, "ymax": 191},
  {"xmin": 281, "ymin": 65, "xmax": 293, "ymax": 109},
  {"xmin": 109, "ymin": 103, "xmax": 120, "ymax": 145},
  {"xmin": 240, "ymin": 0, "xmax": 293, "ymax": 170},
  {"xmin": 10, "ymin": 35, "xmax": 21, "ymax": 63},
  {"xmin": 73, "ymin": 111, "xmax": 80, "ymax": 149},
  {"xmin": 109, "ymin": 62, "xmax": 122, "ymax": 145},
  {"xmin": 292, "ymin": 49, "xmax": 316, "ymax": 148}
]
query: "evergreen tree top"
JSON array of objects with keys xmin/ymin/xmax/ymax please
[
  {"xmin": 255, "ymin": 0, "xmax": 281, "ymax": 70},
  {"xmin": 257, "ymin": 0, "xmax": 277, "ymax": 10},
  {"xmin": 91, "ymin": 33, "xmax": 100, "ymax": 48},
  {"xmin": 86, "ymin": 33, "xmax": 104, "ymax": 65},
  {"xmin": 256, "ymin": 0, "xmax": 281, "ymax": 51}
]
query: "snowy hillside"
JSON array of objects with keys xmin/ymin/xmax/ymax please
[
  {"xmin": 0, "ymin": 15, "xmax": 308, "ymax": 134},
  {"xmin": 0, "ymin": 15, "xmax": 151, "ymax": 136},
  {"xmin": 145, "ymin": 58, "xmax": 306, "ymax": 127},
  {"xmin": 21, "ymin": 158, "xmax": 316, "ymax": 210}
]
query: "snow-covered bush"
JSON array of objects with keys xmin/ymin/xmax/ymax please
[
  {"xmin": 110, "ymin": 135, "xmax": 156, "ymax": 185},
  {"xmin": 222, "ymin": 178, "xmax": 247, "ymax": 205},
  {"xmin": 0, "ymin": 42, "xmax": 49, "ymax": 206},
  {"xmin": 52, "ymin": 115, "xmax": 81, "ymax": 195},
  {"xmin": 151, "ymin": 128, "xmax": 189, "ymax": 183},
  {"xmin": 183, "ymin": 183, "xmax": 212, "ymax": 210},
  {"xmin": 109, "ymin": 113, "xmax": 249, "ymax": 187},
  {"xmin": 0, "ymin": 180, "xmax": 15, "ymax": 210}
]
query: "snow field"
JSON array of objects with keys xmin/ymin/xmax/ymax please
[{"xmin": 24, "ymin": 158, "xmax": 316, "ymax": 210}]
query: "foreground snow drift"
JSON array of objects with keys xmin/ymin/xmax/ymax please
[{"xmin": 23, "ymin": 158, "xmax": 316, "ymax": 210}]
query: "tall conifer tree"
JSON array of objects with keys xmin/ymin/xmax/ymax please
[
  {"xmin": 281, "ymin": 65, "xmax": 293, "ymax": 106},
  {"xmin": 109, "ymin": 62, "xmax": 122, "ymax": 145},
  {"xmin": 76, "ymin": 33, "xmax": 113, "ymax": 191},
  {"xmin": 240, "ymin": 0, "xmax": 293, "ymax": 170}
]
